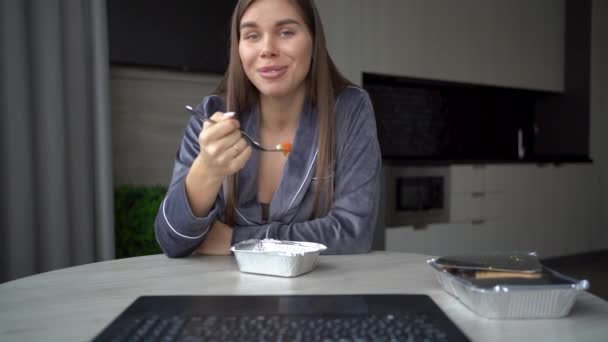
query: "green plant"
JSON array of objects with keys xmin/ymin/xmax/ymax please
[{"xmin": 114, "ymin": 185, "xmax": 167, "ymax": 258}]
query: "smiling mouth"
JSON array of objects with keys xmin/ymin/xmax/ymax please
[{"xmin": 258, "ymin": 66, "xmax": 288, "ymax": 80}]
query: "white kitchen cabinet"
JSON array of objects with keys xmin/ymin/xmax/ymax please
[
  {"xmin": 448, "ymin": 164, "xmax": 596, "ymax": 257},
  {"xmin": 386, "ymin": 219, "xmax": 502, "ymax": 256},
  {"xmin": 449, "ymin": 193, "xmax": 505, "ymax": 222},
  {"xmin": 385, "ymin": 164, "xmax": 597, "ymax": 258},
  {"xmin": 498, "ymin": 165, "xmax": 540, "ymax": 253},
  {"xmin": 449, "ymin": 165, "xmax": 505, "ymax": 223},
  {"xmin": 544, "ymin": 164, "xmax": 594, "ymax": 256},
  {"xmin": 496, "ymin": 164, "xmax": 596, "ymax": 258},
  {"xmin": 316, "ymin": 0, "xmax": 565, "ymax": 91},
  {"xmin": 450, "ymin": 165, "xmax": 485, "ymax": 194}
]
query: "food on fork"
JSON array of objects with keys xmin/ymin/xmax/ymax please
[{"xmin": 276, "ymin": 142, "xmax": 292, "ymax": 157}]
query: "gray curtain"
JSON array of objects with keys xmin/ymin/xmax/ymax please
[{"xmin": 1, "ymin": 0, "xmax": 114, "ymax": 282}]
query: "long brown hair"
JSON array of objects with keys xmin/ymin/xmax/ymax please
[{"xmin": 215, "ymin": 0, "xmax": 352, "ymax": 225}]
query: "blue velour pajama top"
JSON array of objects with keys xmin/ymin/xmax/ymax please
[{"xmin": 155, "ymin": 86, "xmax": 382, "ymax": 257}]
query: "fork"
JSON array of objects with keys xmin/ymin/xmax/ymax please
[{"xmin": 185, "ymin": 105, "xmax": 285, "ymax": 152}]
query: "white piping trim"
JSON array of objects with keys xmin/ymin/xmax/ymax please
[
  {"xmin": 162, "ymin": 196, "xmax": 209, "ymax": 239},
  {"xmin": 286, "ymin": 148, "xmax": 318, "ymax": 211},
  {"xmin": 236, "ymin": 208, "xmax": 255, "ymax": 225}
]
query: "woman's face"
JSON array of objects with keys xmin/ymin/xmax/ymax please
[{"xmin": 238, "ymin": 0, "xmax": 313, "ymax": 100}]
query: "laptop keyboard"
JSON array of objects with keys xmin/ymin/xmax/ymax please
[{"xmin": 100, "ymin": 313, "xmax": 450, "ymax": 341}]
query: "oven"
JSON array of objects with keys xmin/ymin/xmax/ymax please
[
  {"xmin": 372, "ymin": 165, "xmax": 452, "ymax": 250},
  {"xmin": 382, "ymin": 165, "xmax": 450, "ymax": 228}
]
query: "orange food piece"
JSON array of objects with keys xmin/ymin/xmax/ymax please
[{"xmin": 276, "ymin": 141, "xmax": 292, "ymax": 156}]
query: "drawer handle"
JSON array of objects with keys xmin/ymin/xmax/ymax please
[
  {"xmin": 412, "ymin": 224, "xmax": 429, "ymax": 231},
  {"xmin": 471, "ymin": 219, "xmax": 485, "ymax": 225},
  {"xmin": 472, "ymin": 192, "xmax": 485, "ymax": 198}
]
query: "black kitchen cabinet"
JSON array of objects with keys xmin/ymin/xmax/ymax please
[{"xmin": 106, "ymin": 0, "xmax": 237, "ymax": 74}]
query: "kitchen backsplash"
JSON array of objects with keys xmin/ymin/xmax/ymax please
[{"xmin": 363, "ymin": 73, "xmax": 570, "ymax": 162}]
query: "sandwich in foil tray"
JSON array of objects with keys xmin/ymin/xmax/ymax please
[
  {"xmin": 230, "ymin": 239, "xmax": 327, "ymax": 277},
  {"xmin": 428, "ymin": 252, "xmax": 590, "ymax": 319}
]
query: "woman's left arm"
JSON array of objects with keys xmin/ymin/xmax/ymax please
[{"xmin": 231, "ymin": 89, "xmax": 381, "ymax": 254}]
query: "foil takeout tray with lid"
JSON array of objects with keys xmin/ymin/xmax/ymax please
[
  {"xmin": 427, "ymin": 252, "xmax": 590, "ymax": 319},
  {"xmin": 230, "ymin": 239, "xmax": 327, "ymax": 277}
]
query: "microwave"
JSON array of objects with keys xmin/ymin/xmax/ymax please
[{"xmin": 382, "ymin": 165, "xmax": 450, "ymax": 228}]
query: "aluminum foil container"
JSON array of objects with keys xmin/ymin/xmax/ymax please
[
  {"xmin": 428, "ymin": 258, "xmax": 590, "ymax": 319},
  {"xmin": 230, "ymin": 239, "xmax": 327, "ymax": 277}
]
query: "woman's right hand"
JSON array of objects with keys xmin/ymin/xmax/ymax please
[
  {"xmin": 185, "ymin": 112, "xmax": 252, "ymax": 217},
  {"xmin": 194, "ymin": 112, "xmax": 252, "ymax": 181}
]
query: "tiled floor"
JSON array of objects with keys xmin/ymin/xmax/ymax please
[{"xmin": 542, "ymin": 250, "xmax": 608, "ymax": 301}]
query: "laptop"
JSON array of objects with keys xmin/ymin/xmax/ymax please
[{"xmin": 93, "ymin": 295, "xmax": 470, "ymax": 341}]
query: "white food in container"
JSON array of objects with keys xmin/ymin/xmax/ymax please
[{"xmin": 231, "ymin": 239, "xmax": 327, "ymax": 277}]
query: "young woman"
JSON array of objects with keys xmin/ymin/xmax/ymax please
[{"xmin": 155, "ymin": 0, "xmax": 381, "ymax": 257}]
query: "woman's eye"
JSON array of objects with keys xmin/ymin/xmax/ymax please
[
  {"xmin": 280, "ymin": 30, "xmax": 295, "ymax": 38},
  {"xmin": 244, "ymin": 33, "xmax": 259, "ymax": 40}
]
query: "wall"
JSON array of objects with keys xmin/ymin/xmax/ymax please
[
  {"xmin": 110, "ymin": 67, "xmax": 221, "ymax": 186},
  {"xmin": 590, "ymin": 0, "xmax": 608, "ymax": 250}
]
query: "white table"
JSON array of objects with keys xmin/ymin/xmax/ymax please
[{"xmin": 0, "ymin": 252, "xmax": 607, "ymax": 341}]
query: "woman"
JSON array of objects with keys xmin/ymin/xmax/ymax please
[{"xmin": 155, "ymin": 0, "xmax": 381, "ymax": 257}]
